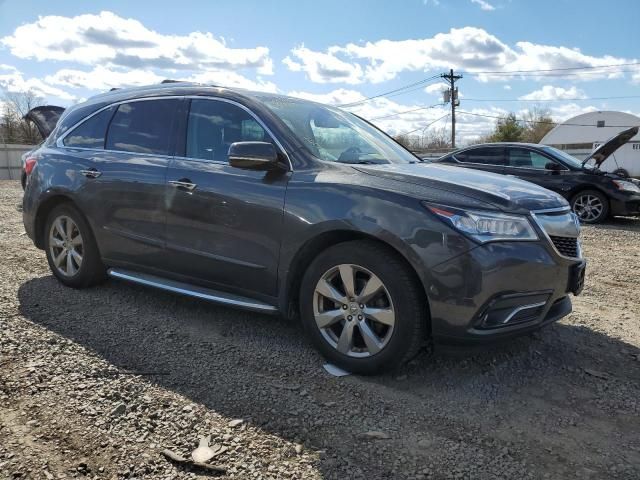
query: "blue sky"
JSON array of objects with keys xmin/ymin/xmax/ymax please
[{"xmin": 1, "ymin": 0, "xmax": 639, "ymax": 142}]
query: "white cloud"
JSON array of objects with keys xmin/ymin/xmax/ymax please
[
  {"xmin": 425, "ymin": 83, "xmax": 448, "ymax": 95},
  {"xmin": 519, "ymin": 85, "xmax": 586, "ymax": 101},
  {"xmin": 288, "ymin": 88, "xmax": 365, "ymax": 105},
  {"xmin": 45, "ymin": 66, "xmax": 163, "ymax": 91},
  {"xmin": 283, "ymin": 27, "xmax": 636, "ymax": 84},
  {"xmin": 283, "ymin": 46, "xmax": 363, "ymax": 84},
  {"xmin": 503, "ymin": 84, "xmax": 512, "ymax": 90},
  {"xmin": 0, "ymin": 67, "xmax": 75, "ymax": 101},
  {"xmin": 1, "ymin": 11, "xmax": 273, "ymax": 74},
  {"xmin": 471, "ymin": 0, "xmax": 495, "ymax": 11},
  {"xmin": 185, "ymin": 71, "xmax": 277, "ymax": 92}
]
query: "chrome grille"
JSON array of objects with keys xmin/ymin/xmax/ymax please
[{"xmin": 549, "ymin": 235, "xmax": 579, "ymax": 258}]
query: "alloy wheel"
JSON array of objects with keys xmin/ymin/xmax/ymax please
[
  {"xmin": 49, "ymin": 215, "xmax": 84, "ymax": 277},
  {"xmin": 312, "ymin": 264, "xmax": 395, "ymax": 358},
  {"xmin": 573, "ymin": 194, "xmax": 604, "ymax": 222}
]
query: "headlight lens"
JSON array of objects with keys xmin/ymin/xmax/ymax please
[
  {"xmin": 423, "ymin": 203, "xmax": 539, "ymax": 243},
  {"xmin": 612, "ymin": 180, "xmax": 640, "ymax": 193}
]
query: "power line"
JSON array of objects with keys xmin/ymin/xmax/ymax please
[
  {"xmin": 461, "ymin": 61, "xmax": 640, "ymax": 76},
  {"xmin": 396, "ymin": 113, "xmax": 450, "ymax": 136},
  {"xmin": 370, "ymin": 103, "xmax": 446, "ymax": 121},
  {"xmin": 338, "ymin": 74, "xmax": 441, "ymax": 107},
  {"xmin": 464, "ymin": 95, "xmax": 640, "ymax": 103},
  {"xmin": 456, "ymin": 110, "xmax": 640, "ymax": 127}
]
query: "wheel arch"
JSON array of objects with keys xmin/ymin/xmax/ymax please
[
  {"xmin": 280, "ymin": 228, "xmax": 431, "ymax": 334},
  {"xmin": 34, "ymin": 194, "xmax": 80, "ymax": 249}
]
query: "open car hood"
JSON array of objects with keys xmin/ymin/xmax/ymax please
[
  {"xmin": 582, "ymin": 126, "xmax": 639, "ymax": 167},
  {"xmin": 23, "ymin": 105, "xmax": 66, "ymax": 139}
]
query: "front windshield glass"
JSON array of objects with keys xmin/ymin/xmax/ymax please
[
  {"xmin": 542, "ymin": 146, "xmax": 588, "ymax": 169},
  {"xmin": 260, "ymin": 96, "xmax": 418, "ymax": 164}
]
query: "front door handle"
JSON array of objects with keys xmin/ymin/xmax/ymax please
[
  {"xmin": 168, "ymin": 179, "xmax": 197, "ymax": 191},
  {"xmin": 80, "ymin": 168, "xmax": 102, "ymax": 179}
]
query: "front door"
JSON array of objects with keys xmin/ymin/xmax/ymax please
[
  {"xmin": 503, "ymin": 147, "xmax": 570, "ymax": 195},
  {"xmin": 164, "ymin": 98, "xmax": 290, "ymax": 298}
]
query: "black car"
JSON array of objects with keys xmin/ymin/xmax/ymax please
[
  {"xmin": 433, "ymin": 129, "xmax": 640, "ymax": 224},
  {"xmin": 22, "ymin": 83, "xmax": 585, "ymax": 374}
]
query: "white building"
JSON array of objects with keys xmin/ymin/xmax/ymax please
[{"xmin": 541, "ymin": 111, "xmax": 640, "ymax": 177}]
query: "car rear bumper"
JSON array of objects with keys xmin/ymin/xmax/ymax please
[{"xmin": 422, "ymin": 240, "xmax": 584, "ymax": 344}]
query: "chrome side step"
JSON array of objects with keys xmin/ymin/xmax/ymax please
[{"xmin": 107, "ymin": 268, "xmax": 278, "ymax": 314}]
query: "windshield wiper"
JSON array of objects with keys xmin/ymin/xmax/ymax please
[{"xmin": 341, "ymin": 160, "xmax": 380, "ymax": 165}]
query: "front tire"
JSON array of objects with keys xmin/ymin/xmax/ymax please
[
  {"xmin": 571, "ymin": 190, "xmax": 609, "ymax": 224},
  {"xmin": 300, "ymin": 240, "xmax": 428, "ymax": 374},
  {"xmin": 44, "ymin": 203, "xmax": 106, "ymax": 288}
]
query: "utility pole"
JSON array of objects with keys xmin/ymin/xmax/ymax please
[{"xmin": 441, "ymin": 69, "xmax": 462, "ymax": 148}]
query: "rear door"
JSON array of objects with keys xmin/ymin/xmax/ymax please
[
  {"xmin": 163, "ymin": 98, "xmax": 290, "ymax": 298},
  {"xmin": 503, "ymin": 147, "xmax": 570, "ymax": 194},
  {"xmin": 67, "ymin": 98, "xmax": 181, "ymax": 268},
  {"xmin": 451, "ymin": 146, "xmax": 505, "ymax": 175}
]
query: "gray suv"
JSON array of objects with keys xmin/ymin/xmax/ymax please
[{"xmin": 22, "ymin": 83, "xmax": 585, "ymax": 373}]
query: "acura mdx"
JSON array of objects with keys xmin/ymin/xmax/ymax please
[{"xmin": 22, "ymin": 83, "xmax": 586, "ymax": 373}]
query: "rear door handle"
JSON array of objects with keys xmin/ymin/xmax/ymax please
[
  {"xmin": 80, "ymin": 168, "xmax": 102, "ymax": 178},
  {"xmin": 168, "ymin": 179, "xmax": 197, "ymax": 191}
]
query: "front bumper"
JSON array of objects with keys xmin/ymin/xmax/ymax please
[
  {"xmin": 424, "ymin": 240, "xmax": 584, "ymax": 344},
  {"xmin": 610, "ymin": 195, "xmax": 640, "ymax": 217}
]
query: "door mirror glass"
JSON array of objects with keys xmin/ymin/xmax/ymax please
[{"xmin": 228, "ymin": 141, "xmax": 279, "ymax": 170}]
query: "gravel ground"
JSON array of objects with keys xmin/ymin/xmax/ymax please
[{"xmin": 1, "ymin": 179, "xmax": 639, "ymax": 479}]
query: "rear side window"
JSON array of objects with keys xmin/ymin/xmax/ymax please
[
  {"xmin": 454, "ymin": 147, "xmax": 504, "ymax": 166},
  {"xmin": 63, "ymin": 107, "xmax": 114, "ymax": 149},
  {"xmin": 106, "ymin": 99, "xmax": 178, "ymax": 155},
  {"xmin": 185, "ymin": 99, "xmax": 273, "ymax": 162}
]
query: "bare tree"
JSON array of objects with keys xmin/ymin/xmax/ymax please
[
  {"xmin": 1, "ymin": 90, "xmax": 45, "ymax": 144},
  {"xmin": 520, "ymin": 106, "xmax": 555, "ymax": 144}
]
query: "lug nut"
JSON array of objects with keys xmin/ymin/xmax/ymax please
[
  {"xmin": 342, "ymin": 305, "xmax": 348, "ymax": 310},
  {"xmin": 357, "ymin": 315, "xmax": 363, "ymax": 320},
  {"xmin": 359, "ymin": 304, "xmax": 364, "ymax": 309},
  {"xmin": 347, "ymin": 315, "xmax": 353, "ymax": 321}
]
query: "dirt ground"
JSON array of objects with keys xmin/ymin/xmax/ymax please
[{"xmin": 1, "ymin": 179, "xmax": 639, "ymax": 479}]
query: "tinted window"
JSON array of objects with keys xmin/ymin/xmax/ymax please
[
  {"xmin": 508, "ymin": 148, "xmax": 553, "ymax": 169},
  {"xmin": 185, "ymin": 99, "xmax": 272, "ymax": 162},
  {"xmin": 63, "ymin": 107, "xmax": 114, "ymax": 148},
  {"xmin": 106, "ymin": 100, "xmax": 178, "ymax": 155},
  {"xmin": 455, "ymin": 147, "xmax": 504, "ymax": 166}
]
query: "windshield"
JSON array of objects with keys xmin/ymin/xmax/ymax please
[
  {"xmin": 542, "ymin": 146, "xmax": 589, "ymax": 169},
  {"xmin": 260, "ymin": 96, "xmax": 418, "ymax": 164}
]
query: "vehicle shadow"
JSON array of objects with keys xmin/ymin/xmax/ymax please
[{"xmin": 17, "ymin": 275, "xmax": 640, "ymax": 478}]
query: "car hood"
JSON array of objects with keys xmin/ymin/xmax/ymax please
[
  {"xmin": 583, "ymin": 126, "xmax": 639, "ymax": 166},
  {"xmin": 355, "ymin": 162, "xmax": 568, "ymax": 213}
]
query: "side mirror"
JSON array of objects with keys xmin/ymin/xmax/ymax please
[
  {"xmin": 228, "ymin": 141, "xmax": 280, "ymax": 170},
  {"xmin": 545, "ymin": 161, "xmax": 562, "ymax": 172}
]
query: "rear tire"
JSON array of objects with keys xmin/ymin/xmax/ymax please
[
  {"xmin": 571, "ymin": 190, "xmax": 609, "ymax": 224},
  {"xmin": 44, "ymin": 203, "xmax": 106, "ymax": 288},
  {"xmin": 299, "ymin": 240, "xmax": 428, "ymax": 374}
]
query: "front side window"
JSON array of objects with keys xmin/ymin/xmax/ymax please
[
  {"xmin": 63, "ymin": 107, "xmax": 115, "ymax": 149},
  {"xmin": 106, "ymin": 99, "xmax": 178, "ymax": 155},
  {"xmin": 185, "ymin": 99, "xmax": 273, "ymax": 162},
  {"xmin": 507, "ymin": 148, "xmax": 553, "ymax": 169},
  {"xmin": 455, "ymin": 147, "xmax": 504, "ymax": 166},
  {"xmin": 259, "ymin": 96, "xmax": 417, "ymax": 164}
]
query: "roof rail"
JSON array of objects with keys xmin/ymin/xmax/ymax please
[{"xmin": 161, "ymin": 79, "xmax": 180, "ymax": 84}]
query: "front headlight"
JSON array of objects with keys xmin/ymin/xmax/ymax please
[
  {"xmin": 423, "ymin": 203, "xmax": 539, "ymax": 243},
  {"xmin": 612, "ymin": 180, "xmax": 640, "ymax": 193}
]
